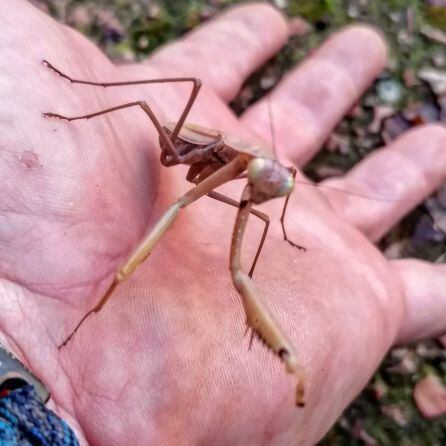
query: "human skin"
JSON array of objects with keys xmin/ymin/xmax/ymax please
[{"xmin": 1, "ymin": 1, "xmax": 446, "ymax": 445}]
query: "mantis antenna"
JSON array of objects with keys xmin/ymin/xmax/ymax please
[
  {"xmin": 267, "ymin": 98, "xmax": 278, "ymax": 159},
  {"xmin": 265, "ymin": 96, "xmax": 403, "ymax": 204}
]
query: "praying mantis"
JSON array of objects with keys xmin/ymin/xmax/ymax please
[{"xmin": 43, "ymin": 60, "xmax": 310, "ymax": 407}]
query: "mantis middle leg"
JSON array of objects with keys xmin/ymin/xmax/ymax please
[
  {"xmin": 280, "ymin": 167, "xmax": 306, "ymax": 251},
  {"xmin": 59, "ymin": 155, "xmax": 249, "ymax": 348}
]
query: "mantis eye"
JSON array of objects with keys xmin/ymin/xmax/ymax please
[
  {"xmin": 277, "ymin": 172, "xmax": 294, "ymax": 197},
  {"xmin": 247, "ymin": 158, "xmax": 268, "ymax": 182}
]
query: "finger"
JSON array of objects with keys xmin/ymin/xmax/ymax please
[
  {"xmin": 321, "ymin": 124, "xmax": 446, "ymax": 241},
  {"xmin": 392, "ymin": 259, "xmax": 446, "ymax": 344},
  {"xmin": 147, "ymin": 3, "xmax": 288, "ymax": 102},
  {"xmin": 241, "ymin": 25, "xmax": 387, "ymax": 165}
]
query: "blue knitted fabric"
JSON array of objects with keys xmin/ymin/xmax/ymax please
[{"xmin": 0, "ymin": 385, "xmax": 79, "ymax": 446}]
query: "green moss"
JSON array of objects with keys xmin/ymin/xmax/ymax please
[
  {"xmin": 287, "ymin": 0, "xmax": 331, "ymax": 20},
  {"xmin": 130, "ymin": 16, "xmax": 173, "ymax": 55},
  {"xmin": 425, "ymin": 6, "xmax": 446, "ymax": 31}
]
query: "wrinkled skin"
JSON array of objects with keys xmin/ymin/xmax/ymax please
[{"xmin": 1, "ymin": 2, "xmax": 446, "ymax": 445}]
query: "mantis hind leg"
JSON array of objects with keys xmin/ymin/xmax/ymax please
[
  {"xmin": 44, "ymin": 100, "xmax": 182, "ymax": 163},
  {"xmin": 42, "ymin": 59, "xmax": 201, "ymax": 142}
]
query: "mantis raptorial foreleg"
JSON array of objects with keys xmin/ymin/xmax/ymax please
[
  {"xmin": 59, "ymin": 155, "xmax": 249, "ymax": 347},
  {"xmin": 207, "ymin": 191, "xmax": 269, "ymax": 278},
  {"xmin": 230, "ymin": 186, "xmax": 305, "ymax": 407}
]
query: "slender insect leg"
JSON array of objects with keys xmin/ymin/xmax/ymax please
[
  {"xmin": 230, "ymin": 186, "xmax": 305, "ymax": 407},
  {"xmin": 280, "ymin": 167, "xmax": 306, "ymax": 251},
  {"xmin": 44, "ymin": 101, "xmax": 181, "ymax": 163},
  {"xmin": 207, "ymin": 191, "xmax": 269, "ymax": 278},
  {"xmin": 42, "ymin": 60, "xmax": 201, "ymax": 143},
  {"xmin": 59, "ymin": 155, "xmax": 249, "ymax": 348}
]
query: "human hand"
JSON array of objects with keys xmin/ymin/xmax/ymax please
[{"xmin": 1, "ymin": 1, "xmax": 446, "ymax": 444}]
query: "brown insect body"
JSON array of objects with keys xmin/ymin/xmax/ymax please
[
  {"xmin": 43, "ymin": 61, "xmax": 305, "ymax": 406},
  {"xmin": 160, "ymin": 123, "xmax": 304, "ymax": 405},
  {"xmin": 160, "ymin": 122, "xmax": 294, "ymax": 204}
]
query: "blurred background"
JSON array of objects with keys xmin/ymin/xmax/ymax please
[{"xmin": 31, "ymin": 0, "xmax": 446, "ymax": 444}]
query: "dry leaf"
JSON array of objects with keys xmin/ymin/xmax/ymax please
[
  {"xmin": 368, "ymin": 105, "xmax": 395, "ymax": 133},
  {"xmin": 414, "ymin": 374, "xmax": 446, "ymax": 419},
  {"xmin": 289, "ymin": 17, "xmax": 311, "ymax": 36},
  {"xmin": 419, "ymin": 68, "xmax": 446, "ymax": 95},
  {"xmin": 421, "ymin": 24, "xmax": 446, "ymax": 45},
  {"xmin": 382, "ymin": 405, "xmax": 409, "ymax": 426}
]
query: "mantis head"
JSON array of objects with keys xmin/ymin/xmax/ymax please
[{"xmin": 246, "ymin": 158, "xmax": 295, "ymax": 204}]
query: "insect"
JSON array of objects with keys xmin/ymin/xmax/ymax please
[{"xmin": 42, "ymin": 60, "xmax": 316, "ymax": 407}]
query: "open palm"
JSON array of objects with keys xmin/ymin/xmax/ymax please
[{"xmin": 1, "ymin": 1, "xmax": 446, "ymax": 445}]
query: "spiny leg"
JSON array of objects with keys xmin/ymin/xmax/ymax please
[
  {"xmin": 230, "ymin": 186, "xmax": 305, "ymax": 407},
  {"xmin": 207, "ymin": 191, "xmax": 269, "ymax": 278},
  {"xmin": 243, "ymin": 324, "xmax": 256, "ymax": 351},
  {"xmin": 42, "ymin": 60, "xmax": 201, "ymax": 142},
  {"xmin": 280, "ymin": 167, "xmax": 306, "ymax": 251},
  {"xmin": 59, "ymin": 155, "xmax": 249, "ymax": 348}
]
